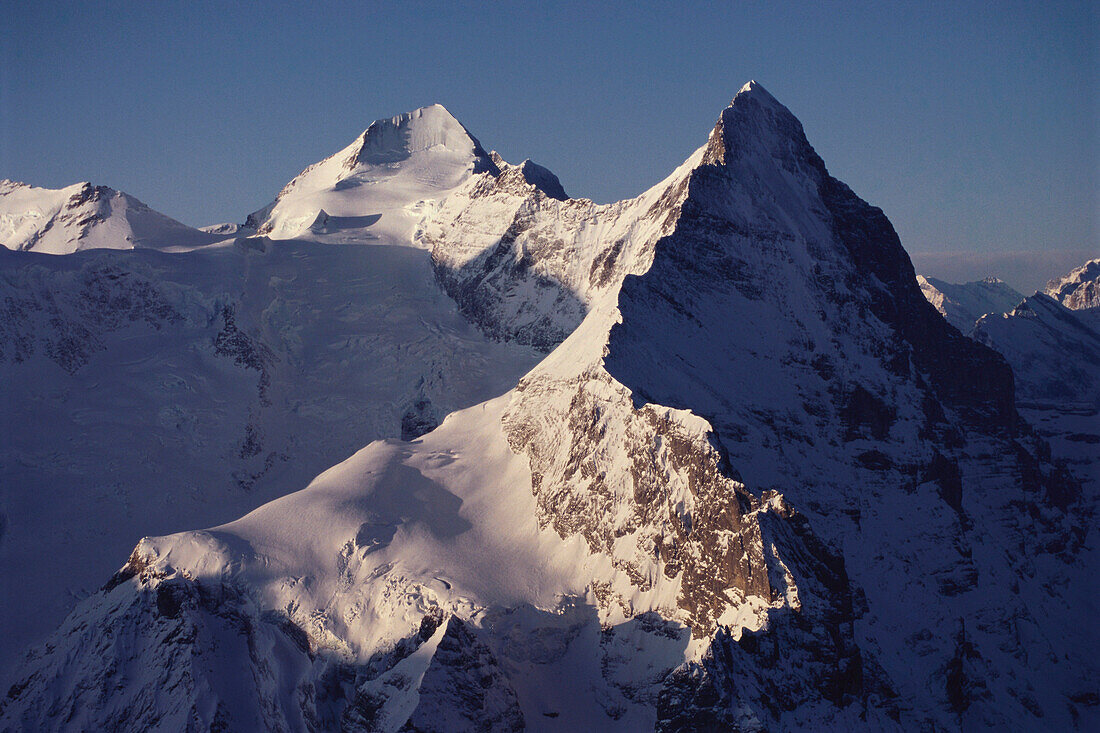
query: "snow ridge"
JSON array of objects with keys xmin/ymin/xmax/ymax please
[
  {"xmin": 0, "ymin": 179, "xmax": 218, "ymax": 254},
  {"xmin": 1045, "ymin": 257, "xmax": 1100, "ymax": 310},
  {"xmin": 917, "ymin": 274, "xmax": 1025, "ymax": 333}
]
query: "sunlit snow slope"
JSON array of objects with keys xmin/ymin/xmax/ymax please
[
  {"xmin": 0, "ymin": 179, "xmax": 219, "ymax": 254},
  {"xmin": 0, "ymin": 110, "xmax": 575, "ymax": 676},
  {"xmin": 246, "ymin": 105, "xmax": 500, "ymax": 243}
]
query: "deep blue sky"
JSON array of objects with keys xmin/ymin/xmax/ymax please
[{"xmin": 2, "ymin": 1, "xmax": 1096, "ymax": 289}]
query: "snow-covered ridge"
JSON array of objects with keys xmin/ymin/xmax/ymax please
[
  {"xmin": 0, "ymin": 179, "xmax": 219, "ymax": 254},
  {"xmin": 0, "ymin": 240, "xmax": 544, "ymax": 680},
  {"xmin": 1045, "ymin": 257, "xmax": 1100, "ymax": 310},
  {"xmin": 974, "ymin": 292, "xmax": 1100, "ymax": 408},
  {"xmin": 917, "ymin": 274, "xmax": 1024, "ymax": 333}
]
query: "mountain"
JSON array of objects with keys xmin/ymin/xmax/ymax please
[
  {"xmin": 4, "ymin": 82, "xmax": 1093, "ymax": 731},
  {"xmin": 0, "ymin": 239, "xmax": 544, "ymax": 676},
  {"xmin": 972, "ymin": 286, "xmax": 1100, "ymax": 515},
  {"xmin": 917, "ymin": 274, "xmax": 1023, "ymax": 333},
  {"xmin": 0, "ymin": 179, "xmax": 219, "ymax": 254},
  {"xmin": 915, "ymin": 262, "xmax": 1099, "ymax": 505},
  {"xmin": 246, "ymin": 105, "xmax": 499, "ymax": 243},
  {"xmin": 0, "ymin": 106, "xmax": 585, "ymax": 679},
  {"xmin": 1045, "ymin": 257, "xmax": 1100, "ymax": 311},
  {"xmin": 974, "ymin": 293, "xmax": 1100, "ymax": 410}
]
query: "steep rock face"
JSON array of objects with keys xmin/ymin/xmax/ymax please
[
  {"xmin": 917, "ymin": 275, "xmax": 1024, "ymax": 333},
  {"xmin": 0, "ymin": 179, "xmax": 218, "ymax": 254},
  {"xmin": 396, "ymin": 617, "xmax": 526, "ymax": 732},
  {"xmin": 1045, "ymin": 257, "xmax": 1100, "ymax": 310},
  {"xmin": 502, "ymin": 81, "xmax": 1092, "ymax": 728}
]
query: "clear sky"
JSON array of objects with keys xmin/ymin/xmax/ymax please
[{"xmin": 2, "ymin": 1, "xmax": 1096, "ymax": 290}]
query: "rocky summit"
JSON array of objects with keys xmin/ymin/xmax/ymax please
[{"xmin": 1, "ymin": 82, "xmax": 1096, "ymax": 731}]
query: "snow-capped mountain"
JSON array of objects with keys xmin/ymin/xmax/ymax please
[
  {"xmin": 0, "ymin": 105, "xmax": 602, "ymax": 678},
  {"xmin": 4, "ymin": 82, "xmax": 1094, "ymax": 732},
  {"xmin": 917, "ymin": 274, "xmax": 1023, "ymax": 333},
  {"xmin": 1045, "ymin": 257, "xmax": 1100, "ymax": 311},
  {"xmin": 0, "ymin": 103, "xmax": 586, "ymax": 681},
  {"xmin": 0, "ymin": 179, "xmax": 219, "ymax": 254},
  {"xmin": 245, "ymin": 105, "xmax": 502, "ymax": 243},
  {"xmin": 912, "ymin": 266, "xmax": 1098, "ymax": 571},
  {"xmin": 972, "ymin": 286, "xmax": 1100, "ymax": 513},
  {"xmin": 974, "ymin": 292, "xmax": 1100, "ymax": 410}
]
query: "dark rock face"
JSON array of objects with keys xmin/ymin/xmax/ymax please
[
  {"xmin": 818, "ymin": 173, "xmax": 1018, "ymax": 434},
  {"xmin": 654, "ymin": 494, "xmax": 901, "ymax": 729},
  {"xmin": 340, "ymin": 615, "xmax": 525, "ymax": 733},
  {"xmin": 944, "ymin": 620, "xmax": 989, "ymax": 717},
  {"xmin": 401, "ymin": 618, "xmax": 525, "ymax": 733},
  {"xmin": 401, "ymin": 398, "xmax": 440, "ymax": 441},
  {"xmin": 505, "ymin": 83, "xmax": 1090, "ymax": 728},
  {"xmin": 214, "ymin": 303, "xmax": 273, "ymax": 402}
]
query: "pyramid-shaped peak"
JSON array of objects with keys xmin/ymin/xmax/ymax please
[
  {"xmin": 351, "ymin": 103, "xmax": 490, "ymax": 168},
  {"xmin": 725, "ymin": 79, "xmax": 791, "ymax": 117},
  {"xmin": 734, "ymin": 79, "xmax": 776, "ymax": 101},
  {"xmin": 701, "ymin": 80, "xmax": 813, "ymax": 168}
]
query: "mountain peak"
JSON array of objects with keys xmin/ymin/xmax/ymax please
[
  {"xmin": 702, "ymin": 80, "xmax": 812, "ymax": 169},
  {"xmin": 0, "ymin": 178, "xmax": 215, "ymax": 254},
  {"xmin": 733, "ymin": 79, "xmax": 778, "ymax": 105},
  {"xmin": 348, "ymin": 103, "xmax": 489, "ymax": 169},
  {"xmin": 1045, "ymin": 257, "xmax": 1100, "ymax": 310},
  {"xmin": 247, "ymin": 103, "xmax": 498, "ymax": 240}
]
